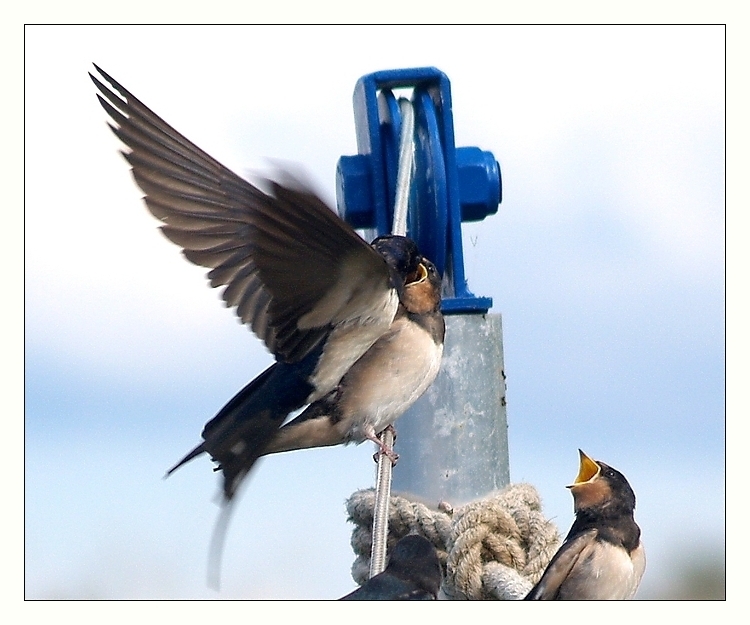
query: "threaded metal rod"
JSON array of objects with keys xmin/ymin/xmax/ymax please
[{"xmin": 369, "ymin": 97, "xmax": 414, "ymax": 577}]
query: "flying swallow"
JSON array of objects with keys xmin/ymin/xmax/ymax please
[
  {"xmin": 89, "ymin": 65, "xmax": 445, "ymax": 501},
  {"xmin": 525, "ymin": 450, "xmax": 645, "ymax": 600},
  {"xmin": 340, "ymin": 535, "xmax": 442, "ymax": 600}
]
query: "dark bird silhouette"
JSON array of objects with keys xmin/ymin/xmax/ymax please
[
  {"xmin": 89, "ymin": 65, "xmax": 445, "ymax": 583},
  {"xmin": 525, "ymin": 450, "xmax": 645, "ymax": 600},
  {"xmin": 340, "ymin": 535, "xmax": 442, "ymax": 600}
]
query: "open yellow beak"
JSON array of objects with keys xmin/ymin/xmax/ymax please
[
  {"xmin": 568, "ymin": 449, "xmax": 600, "ymax": 488},
  {"xmin": 406, "ymin": 262, "xmax": 428, "ymax": 285}
]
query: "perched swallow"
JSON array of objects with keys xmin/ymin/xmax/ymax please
[
  {"xmin": 89, "ymin": 65, "xmax": 445, "ymax": 502},
  {"xmin": 340, "ymin": 535, "xmax": 442, "ymax": 600},
  {"xmin": 525, "ymin": 450, "xmax": 645, "ymax": 600}
]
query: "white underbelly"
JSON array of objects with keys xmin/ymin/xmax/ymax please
[
  {"xmin": 563, "ymin": 541, "xmax": 646, "ymax": 600},
  {"xmin": 339, "ymin": 317, "xmax": 444, "ymax": 441}
]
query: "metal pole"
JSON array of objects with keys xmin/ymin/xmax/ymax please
[
  {"xmin": 336, "ymin": 67, "xmax": 507, "ymax": 514},
  {"xmin": 392, "ymin": 313, "xmax": 509, "ymax": 505}
]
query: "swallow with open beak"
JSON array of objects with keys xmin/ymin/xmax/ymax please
[
  {"xmin": 340, "ymin": 535, "xmax": 442, "ymax": 600},
  {"xmin": 525, "ymin": 450, "xmax": 645, "ymax": 600},
  {"xmin": 89, "ymin": 66, "xmax": 445, "ymax": 499}
]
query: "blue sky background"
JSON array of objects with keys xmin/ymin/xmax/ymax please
[{"xmin": 24, "ymin": 25, "xmax": 725, "ymax": 600}]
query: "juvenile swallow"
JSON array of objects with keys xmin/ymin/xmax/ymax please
[
  {"xmin": 340, "ymin": 535, "xmax": 442, "ymax": 600},
  {"xmin": 89, "ymin": 65, "xmax": 445, "ymax": 503},
  {"xmin": 525, "ymin": 450, "xmax": 645, "ymax": 600}
]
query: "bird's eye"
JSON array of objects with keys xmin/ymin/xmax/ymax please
[{"xmin": 605, "ymin": 469, "xmax": 615, "ymax": 478}]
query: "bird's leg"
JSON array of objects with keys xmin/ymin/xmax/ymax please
[
  {"xmin": 368, "ymin": 424, "xmax": 399, "ymax": 464},
  {"xmin": 384, "ymin": 423, "xmax": 397, "ymax": 445}
]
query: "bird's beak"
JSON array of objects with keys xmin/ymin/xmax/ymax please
[
  {"xmin": 567, "ymin": 449, "xmax": 600, "ymax": 488},
  {"xmin": 406, "ymin": 262, "xmax": 428, "ymax": 285}
]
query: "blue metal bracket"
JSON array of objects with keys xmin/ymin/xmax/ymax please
[{"xmin": 336, "ymin": 67, "xmax": 501, "ymax": 314}]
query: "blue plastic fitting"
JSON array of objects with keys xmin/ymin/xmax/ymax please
[{"xmin": 336, "ymin": 67, "xmax": 500, "ymax": 314}]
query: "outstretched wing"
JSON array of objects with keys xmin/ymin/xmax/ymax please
[{"xmin": 91, "ymin": 65, "xmax": 394, "ymax": 364}]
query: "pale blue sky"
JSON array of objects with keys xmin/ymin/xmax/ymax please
[{"xmin": 24, "ymin": 25, "xmax": 725, "ymax": 599}]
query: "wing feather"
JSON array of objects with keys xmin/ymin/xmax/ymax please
[
  {"xmin": 525, "ymin": 529, "xmax": 598, "ymax": 600},
  {"xmin": 91, "ymin": 65, "xmax": 395, "ymax": 363}
]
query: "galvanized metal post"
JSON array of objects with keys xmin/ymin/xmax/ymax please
[
  {"xmin": 337, "ymin": 66, "xmax": 508, "ymax": 508},
  {"xmin": 392, "ymin": 314, "xmax": 509, "ymax": 505}
]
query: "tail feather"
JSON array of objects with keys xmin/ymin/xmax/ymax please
[
  {"xmin": 165, "ymin": 442, "xmax": 206, "ymax": 478},
  {"xmin": 207, "ymin": 497, "xmax": 237, "ymax": 591}
]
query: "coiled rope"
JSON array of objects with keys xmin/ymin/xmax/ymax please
[{"xmin": 347, "ymin": 483, "xmax": 561, "ymax": 600}]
